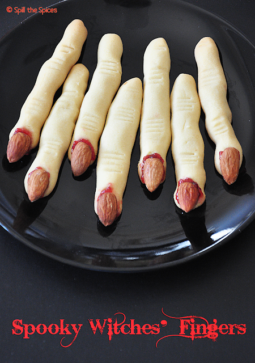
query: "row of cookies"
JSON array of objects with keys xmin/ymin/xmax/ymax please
[
  {"xmin": 6, "ymin": 19, "xmax": 243, "ymax": 226},
  {"xmin": 92, "ymin": 35, "xmax": 243, "ymax": 224}
]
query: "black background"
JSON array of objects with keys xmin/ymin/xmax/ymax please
[{"xmin": 1, "ymin": 0, "xmax": 255, "ymax": 362}]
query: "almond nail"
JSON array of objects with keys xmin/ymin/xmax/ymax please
[
  {"xmin": 143, "ymin": 158, "xmax": 164, "ymax": 192},
  {"xmin": 97, "ymin": 192, "xmax": 118, "ymax": 226},
  {"xmin": 27, "ymin": 168, "xmax": 49, "ymax": 202},
  {"xmin": 7, "ymin": 132, "xmax": 31, "ymax": 163},
  {"xmin": 71, "ymin": 141, "xmax": 92, "ymax": 176},
  {"xmin": 178, "ymin": 182, "xmax": 199, "ymax": 213},
  {"xmin": 220, "ymin": 147, "xmax": 240, "ymax": 185}
]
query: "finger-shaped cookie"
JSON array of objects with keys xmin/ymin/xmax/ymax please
[
  {"xmin": 138, "ymin": 38, "xmax": 171, "ymax": 192},
  {"xmin": 95, "ymin": 78, "xmax": 143, "ymax": 226},
  {"xmin": 24, "ymin": 64, "xmax": 89, "ymax": 201},
  {"xmin": 7, "ymin": 19, "xmax": 87, "ymax": 163},
  {"xmin": 69, "ymin": 34, "xmax": 123, "ymax": 176},
  {"xmin": 171, "ymin": 74, "xmax": 206, "ymax": 213},
  {"xmin": 194, "ymin": 37, "xmax": 243, "ymax": 184}
]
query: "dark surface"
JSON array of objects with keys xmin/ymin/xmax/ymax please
[
  {"xmin": 1, "ymin": 0, "xmax": 255, "ymax": 271},
  {"xmin": 1, "ymin": 0, "xmax": 255, "ymax": 361}
]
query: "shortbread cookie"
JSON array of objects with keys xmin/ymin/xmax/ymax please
[
  {"xmin": 95, "ymin": 78, "xmax": 143, "ymax": 226},
  {"xmin": 171, "ymin": 74, "xmax": 206, "ymax": 212},
  {"xmin": 138, "ymin": 38, "xmax": 171, "ymax": 192},
  {"xmin": 195, "ymin": 37, "xmax": 242, "ymax": 184},
  {"xmin": 7, "ymin": 19, "xmax": 87, "ymax": 163},
  {"xmin": 69, "ymin": 34, "xmax": 123, "ymax": 176},
  {"xmin": 24, "ymin": 64, "xmax": 89, "ymax": 201}
]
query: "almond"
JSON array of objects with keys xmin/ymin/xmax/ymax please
[
  {"xmin": 7, "ymin": 132, "xmax": 31, "ymax": 163},
  {"xmin": 220, "ymin": 147, "xmax": 240, "ymax": 185},
  {"xmin": 178, "ymin": 182, "xmax": 199, "ymax": 213},
  {"xmin": 71, "ymin": 141, "xmax": 92, "ymax": 176},
  {"xmin": 27, "ymin": 168, "xmax": 49, "ymax": 202},
  {"xmin": 97, "ymin": 192, "xmax": 118, "ymax": 226},
  {"xmin": 143, "ymin": 158, "xmax": 164, "ymax": 192}
]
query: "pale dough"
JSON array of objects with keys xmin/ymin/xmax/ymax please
[
  {"xmin": 24, "ymin": 64, "xmax": 89, "ymax": 197},
  {"xmin": 94, "ymin": 78, "xmax": 143, "ymax": 215},
  {"xmin": 194, "ymin": 37, "xmax": 243, "ymax": 174},
  {"xmin": 10, "ymin": 19, "xmax": 87, "ymax": 149},
  {"xmin": 171, "ymin": 73, "xmax": 206, "ymax": 209},
  {"xmin": 68, "ymin": 34, "xmax": 123, "ymax": 160},
  {"xmin": 138, "ymin": 37, "xmax": 171, "ymax": 179}
]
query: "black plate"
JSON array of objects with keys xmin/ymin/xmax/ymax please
[{"xmin": 0, "ymin": 0, "xmax": 255, "ymax": 272}]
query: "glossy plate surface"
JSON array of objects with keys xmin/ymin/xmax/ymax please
[{"xmin": 0, "ymin": 0, "xmax": 255, "ymax": 271}]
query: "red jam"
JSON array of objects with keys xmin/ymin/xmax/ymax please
[
  {"xmin": 140, "ymin": 153, "xmax": 165, "ymax": 183},
  {"xmin": 28, "ymin": 166, "xmax": 50, "ymax": 179},
  {"xmin": 14, "ymin": 127, "xmax": 32, "ymax": 138},
  {"xmin": 71, "ymin": 139, "xmax": 96, "ymax": 161},
  {"xmin": 219, "ymin": 150, "xmax": 240, "ymax": 159},
  {"xmin": 98, "ymin": 184, "xmax": 114, "ymax": 199},
  {"xmin": 175, "ymin": 178, "xmax": 203, "ymax": 204},
  {"xmin": 14, "ymin": 127, "xmax": 32, "ymax": 153}
]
